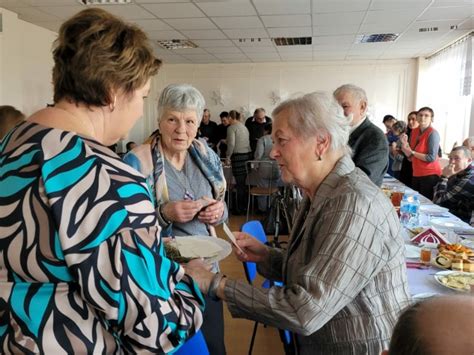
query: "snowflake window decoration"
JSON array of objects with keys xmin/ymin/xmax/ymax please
[
  {"xmin": 210, "ymin": 90, "xmax": 225, "ymax": 106},
  {"xmin": 269, "ymin": 91, "xmax": 281, "ymax": 105}
]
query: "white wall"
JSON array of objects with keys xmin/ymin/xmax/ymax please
[
  {"xmin": 0, "ymin": 8, "xmax": 56, "ymax": 116},
  {"xmin": 128, "ymin": 59, "xmax": 418, "ymax": 143},
  {"xmin": 0, "ymin": 8, "xmax": 418, "ymax": 146}
]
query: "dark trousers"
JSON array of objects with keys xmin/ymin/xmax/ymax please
[
  {"xmin": 233, "ymin": 173, "xmax": 248, "ymax": 211},
  {"xmin": 201, "ymin": 295, "xmax": 226, "ymax": 355},
  {"xmin": 412, "ymin": 175, "xmax": 440, "ymax": 201}
]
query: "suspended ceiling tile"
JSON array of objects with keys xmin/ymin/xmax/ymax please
[
  {"xmin": 419, "ymin": 5, "xmax": 473, "ymax": 21},
  {"xmin": 195, "ymin": 1, "xmax": 257, "ymax": 17},
  {"xmin": 211, "ymin": 16, "xmax": 264, "ymax": 29},
  {"xmin": 261, "ymin": 14, "xmax": 311, "ymax": 27},
  {"xmin": 311, "ymin": 0, "xmax": 371, "ymax": 13},
  {"xmin": 193, "ymin": 39, "xmax": 235, "ymax": 47},
  {"xmin": 142, "ymin": 3, "xmax": 204, "ymax": 18},
  {"xmin": 313, "ymin": 12, "xmax": 366, "ymax": 26},
  {"xmin": 181, "ymin": 29, "xmax": 227, "ymax": 39},
  {"xmin": 38, "ymin": 5, "xmax": 84, "ymax": 19},
  {"xmin": 267, "ymin": 27, "xmax": 312, "ymax": 37},
  {"xmin": 147, "ymin": 30, "xmax": 187, "ymax": 40},
  {"xmin": 253, "ymin": 0, "xmax": 311, "ymax": 15},
  {"xmin": 165, "ymin": 17, "xmax": 217, "ymax": 30},
  {"xmin": 223, "ymin": 28, "xmax": 269, "ymax": 39},
  {"xmin": 135, "ymin": 19, "xmax": 174, "ymax": 31},
  {"xmin": 98, "ymin": 4, "xmax": 156, "ymax": 20},
  {"xmin": 233, "ymin": 38, "xmax": 274, "ymax": 47}
]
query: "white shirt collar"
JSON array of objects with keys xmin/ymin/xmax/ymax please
[{"xmin": 350, "ymin": 114, "xmax": 367, "ymax": 133}]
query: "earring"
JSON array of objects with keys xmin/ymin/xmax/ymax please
[
  {"xmin": 315, "ymin": 155, "xmax": 322, "ymax": 161},
  {"xmin": 109, "ymin": 95, "xmax": 116, "ymax": 112}
]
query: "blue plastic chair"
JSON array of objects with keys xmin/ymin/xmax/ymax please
[
  {"xmin": 173, "ymin": 331, "xmax": 209, "ymax": 355},
  {"xmin": 241, "ymin": 220, "xmax": 294, "ymax": 355}
]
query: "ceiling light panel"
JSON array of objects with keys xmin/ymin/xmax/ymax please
[{"xmin": 77, "ymin": 0, "xmax": 131, "ymax": 4}]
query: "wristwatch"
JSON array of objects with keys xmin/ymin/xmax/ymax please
[
  {"xmin": 208, "ymin": 273, "xmax": 226, "ymax": 301},
  {"xmin": 409, "ymin": 150, "xmax": 415, "ymax": 158}
]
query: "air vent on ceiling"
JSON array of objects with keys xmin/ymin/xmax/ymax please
[
  {"xmin": 157, "ymin": 39, "xmax": 198, "ymax": 50},
  {"xmin": 272, "ymin": 37, "xmax": 312, "ymax": 46},
  {"xmin": 355, "ymin": 33, "xmax": 399, "ymax": 43},
  {"xmin": 77, "ymin": 0, "xmax": 131, "ymax": 5},
  {"xmin": 419, "ymin": 27, "xmax": 439, "ymax": 32}
]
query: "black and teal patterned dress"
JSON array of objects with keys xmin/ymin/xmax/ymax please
[{"xmin": 0, "ymin": 121, "xmax": 204, "ymax": 354}]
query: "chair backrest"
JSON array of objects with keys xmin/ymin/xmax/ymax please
[
  {"xmin": 241, "ymin": 220, "xmax": 268, "ymax": 284},
  {"xmin": 173, "ymin": 331, "xmax": 209, "ymax": 355}
]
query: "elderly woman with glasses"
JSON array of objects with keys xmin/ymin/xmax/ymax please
[
  {"xmin": 187, "ymin": 92, "xmax": 411, "ymax": 354},
  {"xmin": 124, "ymin": 83, "xmax": 228, "ymax": 354}
]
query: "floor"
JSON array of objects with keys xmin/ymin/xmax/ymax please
[{"xmin": 216, "ymin": 214, "xmax": 286, "ymax": 355}]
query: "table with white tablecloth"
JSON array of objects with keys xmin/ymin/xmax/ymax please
[{"xmin": 382, "ymin": 175, "xmax": 474, "ymax": 297}]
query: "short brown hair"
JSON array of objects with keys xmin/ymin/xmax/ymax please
[
  {"xmin": 0, "ymin": 105, "xmax": 25, "ymax": 138},
  {"xmin": 52, "ymin": 8, "xmax": 161, "ymax": 107}
]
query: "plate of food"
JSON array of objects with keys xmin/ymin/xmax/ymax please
[
  {"xmin": 434, "ymin": 270, "xmax": 474, "ymax": 292},
  {"xmin": 164, "ymin": 235, "xmax": 232, "ymax": 264}
]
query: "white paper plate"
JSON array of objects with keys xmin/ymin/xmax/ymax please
[
  {"xmin": 173, "ymin": 235, "xmax": 232, "ymax": 263},
  {"xmin": 433, "ymin": 270, "xmax": 474, "ymax": 293},
  {"xmin": 405, "ymin": 244, "xmax": 421, "ymax": 259}
]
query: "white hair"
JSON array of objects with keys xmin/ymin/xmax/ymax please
[
  {"xmin": 333, "ymin": 84, "xmax": 368, "ymax": 114},
  {"xmin": 157, "ymin": 84, "xmax": 205, "ymax": 125},
  {"xmin": 272, "ymin": 91, "xmax": 351, "ymax": 155}
]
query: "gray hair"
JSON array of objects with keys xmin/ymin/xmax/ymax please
[
  {"xmin": 451, "ymin": 145, "xmax": 472, "ymax": 159},
  {"xmin": 157, "ymin": 84, "xmax": 205, "ymax": 125},
  {"xmin": 272, "ymin": 91, "xmax": 351, "ymax": 155},
  {"xmin": 333, "ymin": 84, "xmax": 368, "ymax": 113},
  {"xmin": 463, "ymin": 136, "xmax": 474, "ymax": 148}
]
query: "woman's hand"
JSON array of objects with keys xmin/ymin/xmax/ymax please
[
  {"xmin": 163, "ymin": 200, "xmax": 202, "ymax": 223},
  {"xmin": 400, "ymin": 133, "xmax": 408, "ymax": 145},
  {"xmin": 233, "ymin": 232, "xmax": 270, "ymax": 263},
  {"xmin": 183, "ymin": 259, "xmax": 214, "ymax": 294},
  {"xmin": 198, "ymin": 197, "xmax": 225, "ymax": 225}
]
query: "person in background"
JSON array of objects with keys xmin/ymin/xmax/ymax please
[
  {"xmin": 398, "ymin": 111, "xmax": 418, "ymax": 187},
  {"xmin": 123, "ymin": 84, "xmax": 228, "ymax": 355},
  {"xmin": 0, "ymin": 105, "xmax": 25, "ymax": 139},
  {"xmin": 383, "ymin": 115, "xmax": 398, "ymax": 176},
  {"xmin": 433, "ymin": 146, "xmax": 473, "ymax": 224},
  {"xmin": 186, "ymin": 92, "xmax": 411, "ymax": 354},
  {"xmin": 333, "ymin": 84, "xmax": 389, "ymax": 186},
  {"xmin": 389, "ymin": 121, "xmax": 407, "ymax": 180},
  {"xmin": 382, "ymin": 295, "xmax": 474, "ymax": 355},
  {"xmin": 252, "ymin": 123, "xmax": 281, "ymax": 212},
  {"xmin": 199, "ymin": 108, "xmax": 218, "ymax": 150},
  {"xmin": 0, "ymin": 8, "xmax": 205, "ymax": 354},
  {"xmin": 463, "ymin": 136, "xmax": 474, "ymax": 161},
  {"xmin": 400, "ymin": 107, "xmax": 441, "ymax": 200},
  {"xmin": 245, "ymin": 107, "xmax": 272, "ymax": 154},
  {"xmin": 126, "ymin": 141, "xmax": 137, "ymax": 152},
  {"xmin": 216, "ymin": 111, "xmax": 230, "ymax": 158},
  {"xmin": 227, "ymin": 109, "xmax": 252, "ymax": 215}
]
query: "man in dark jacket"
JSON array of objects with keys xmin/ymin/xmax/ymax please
[
  {"xmin": 334, "ymin": 84, "xmax": 388, "ymax": 186},
  {"xmin": 245, "ymin": 108, "xmax": 272, "ymax": 154}
]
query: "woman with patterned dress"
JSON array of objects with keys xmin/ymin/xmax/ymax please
[
  {"xmin": 0, "ymin": 8, "xmax": 205, "ymax": 354},
  {"xmin": 124, "ymin": 84, "xmax": 228, "ymax": 355}
]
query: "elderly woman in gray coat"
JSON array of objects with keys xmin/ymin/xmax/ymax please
[{"xmin": 187, "ymin": 92, "xmax": 411, "ymax": 354}]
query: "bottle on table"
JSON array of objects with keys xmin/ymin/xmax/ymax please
[
  {"xmin": 409, "ymin": 194, "xmax": 420, "ymax": 227},
  {"xmin": 400, "ymin": 194, "xmax": 411, "ymax": 227}
]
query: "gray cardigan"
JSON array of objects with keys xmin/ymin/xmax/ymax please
[{"xmin": 224, "ymin": 155, "xmax": 411, "ymax": 354}]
